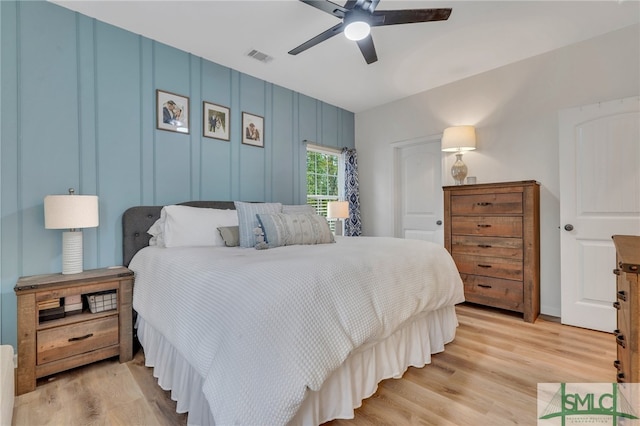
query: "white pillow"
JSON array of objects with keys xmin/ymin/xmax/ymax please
[
  {"xmin": 149, "ymin": 205, "xmax": 239, "ymax": 248},
  {"xmin": 147, "ymin": 209, "xmax": 167, "ymax": 247}
]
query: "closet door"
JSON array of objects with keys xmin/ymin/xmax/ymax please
[{"xmin": 393, "ymin": 138, "xmax": 443, "ymax": 244}]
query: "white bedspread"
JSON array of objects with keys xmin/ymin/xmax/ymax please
[{"xmin": 130, "ymin": 236, "xmax": 464, "ymax": 425}]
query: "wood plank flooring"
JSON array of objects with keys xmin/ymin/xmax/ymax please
[{"xmin": 12, "ymin": 304, "xmax": 616, "ymax": 425}]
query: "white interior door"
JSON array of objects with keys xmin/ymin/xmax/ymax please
[
  {"xmin": 393, "ymin": 138, "xmax": 443, "ymax": 244},
  {"xmin": 559, "ymin": 97, "xmax": 640, "ymax": 332}
]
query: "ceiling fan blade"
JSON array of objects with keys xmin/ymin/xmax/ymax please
[
  {"xmin": 288, "ymin": 23, "xmax": 345, "ymax": 55},
  {"xmin": 371, "ymin": 8, "xmax": 452, "ymax": 26},
  {"xmin": 343, "ymin": 0, "xmax": 358, "ymax": 10},
  {"xmin": 356, "ymin": 35, "xmax": 378, "ymax": 64},
  {"xmin": 299, "ymin": 0, "xmax": 349, "ymax": 19}
]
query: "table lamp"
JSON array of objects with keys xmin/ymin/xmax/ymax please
[
  {"xmin": 327, "ymin": 201, "xmax": 349, "ymax": 236},
  {"xmin": 441, "ymin": 125, "xmax": 477, "ymax": 185},
  {"xmin": 44, "ymin": 188, "xmax": 99, "ymax": 274}
]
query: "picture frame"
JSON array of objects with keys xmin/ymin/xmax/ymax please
[
  {"xmin": 156, "ymin": 89, "xmax": 189, "ymax": 134},
  {"xmin": 242, "ymin": 112, "xmax": 264, "ymax": 148},
  {"xmin": 203, "ymin": 101, "xmax": 230, "ymax": 141}
]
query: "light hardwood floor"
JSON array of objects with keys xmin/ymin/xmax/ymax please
[{"xmin": 12, "ymin": 304, "xmax": 616, "ymax": 425}]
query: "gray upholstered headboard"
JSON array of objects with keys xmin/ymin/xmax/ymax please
[{"xmin": 122, "ymin": 201, "xmax": 236, "ymax": 267}]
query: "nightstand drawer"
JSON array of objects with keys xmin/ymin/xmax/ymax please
[
  {"xmin": 461, "ymin": 274, "xmax": 524, "ymax": 312},
  {"xmin": 451, "ymin": 216, "xmax": 522, "ymax": 238},
  {"xmin": 451, "ymin": 192, "xmax": 523, "ymax": 215},
  {"xmin": 451, "ymin": 235, "xmax": 523, "ymax": 259},
  {"xmin": 37, "ymin": 315, "xmax": 118, "ymax": 364},
  {"xmin": 453, "ymin": 253, "xmax": 523, "ymax": 281}
]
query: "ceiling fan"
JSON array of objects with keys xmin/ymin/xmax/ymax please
[{"xmin": 288, "ymin": 0, "xmax": 452, "ymax": 65}]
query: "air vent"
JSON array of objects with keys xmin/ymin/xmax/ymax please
[{"xmin": 247, "ymin": 49, "xmax": 273, "ymax": 64}]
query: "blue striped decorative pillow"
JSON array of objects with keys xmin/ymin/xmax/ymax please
[
  {"xmin": 234, "ymin": 202, "xmax": 282, "ymax": 248},
  {"xmin": 257, "ymin": 213, "xmax": 335, "ymax": 248}
]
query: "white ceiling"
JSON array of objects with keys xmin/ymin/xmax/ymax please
[{"xmin": 50, "ymin": 0, "xmax": 639, "ymax": 113}]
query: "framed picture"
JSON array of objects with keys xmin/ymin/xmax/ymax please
[
  {"xmin": 203, "ymin": 101, "xmax": 230, "ymax": 141},
  {"xmin": 242, "ymin": 112, "xmax": 264, "ymax": 147},
  {"xmin": 156, "ymin": 89, "xmax": 189, "ymax": 134}
]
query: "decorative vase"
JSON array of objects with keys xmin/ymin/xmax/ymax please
[{"xmin": 451, "ymin": 153, "xmax": 468, "ymax": 185}]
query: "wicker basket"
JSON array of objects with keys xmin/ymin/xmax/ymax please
[{"xmin": 86, "ymin": 291, "xmax": 117, "ymax": 313}]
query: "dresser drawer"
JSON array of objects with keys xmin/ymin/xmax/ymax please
[
  {"xmin": 37, "ymin": 315, "xmax": 119, "ymax": 364},
  {"xmin": 451, "ymin": 235, "xmax": 523, "ymax": 259},
  {"xmin": 451, "ymin": 192, "xmax": 523, "ymax": 215},
  {"xmin": 451, "ymin": 216, "xmax": 522, "ymax": 238},
  {"xmin": 461, "ymin": 274, "xmax": 524, "ymax": 312},
  {"xmin": 453, "ymin": 254, "xmax": 523, "ymax": 281}
]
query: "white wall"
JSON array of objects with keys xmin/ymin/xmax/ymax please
[{"xmin": 355, "ymin": 24, "xmax": 640, "ymax": 316}]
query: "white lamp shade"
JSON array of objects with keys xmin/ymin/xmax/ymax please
[
  {"xmin": 327, "ymin": 201, "xmax": 349, "ymax": 219},
  {"xmin": 44, "ymin": 195, "xmax": 99, "ymax": 229},
  {"xmin": 441, "ymin": 125, "xmax": 477, "ymax": 152}
]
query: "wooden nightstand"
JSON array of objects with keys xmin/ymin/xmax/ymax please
[{"xmin": 14, "ymin": 267, "xmax": 134, "ymax": 395}]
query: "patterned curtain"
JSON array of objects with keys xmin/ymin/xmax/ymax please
[{"xmin": 342, "ymin": 148, "xmax": 362, "ymax": 236}]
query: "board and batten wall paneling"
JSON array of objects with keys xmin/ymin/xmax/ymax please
[
  {"xmin": 20, "ymin": 3, "xmax": 81, "ymax": 276},
  {"xmin": 0, "ymin": 0, "xmax": 18, "ymax": 347},
  {"xmin": 272, "ymin": 86, "xmax": 295, "ymax": 204},
  {"xmin": 201, "ymin": 61, "xmax": 233, "ymax": 202},
  {"xmin": 153, "ymin": 42, "xmax": 192, "ymax": 205},
  {"xmin": 95, "ymin": 21, "xmax": 144, "ymax": 268},
  {"xmin": 0, "ymin": 0, "xmax": 354, "ymax": 348},
  {"xmin": 239, "ymin": 73, "xmax": 267, "ymax": 203}
]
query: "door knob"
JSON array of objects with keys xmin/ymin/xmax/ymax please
[
  {"xmin": 564, "ymin": 224, "xmax": 574, "ymax": 231},
  {"xmin": 436, "ymin": 220, "xmax": 443, "ymax": 226}
]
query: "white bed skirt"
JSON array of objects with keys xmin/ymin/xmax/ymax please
[{"xmin": 136, "ymin": 305, "xmax": 458, "ymax": 426}]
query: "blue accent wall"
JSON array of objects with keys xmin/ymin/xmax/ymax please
[{"xmin": 0, "ymin": 1, "xmax": 354, "ymax": 347}]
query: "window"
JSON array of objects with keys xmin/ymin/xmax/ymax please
[{"xmin": 306, "ymin": 145, "xmax": 343, "ymax": 220}]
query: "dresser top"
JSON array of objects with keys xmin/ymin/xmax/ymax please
[
  {"xmin": 443, "ymin": 180, "xmax": 540, "ymax": 190},
  {"xmin": 613, "ymin": 235, "xmax": 640, "ymax": 273}
]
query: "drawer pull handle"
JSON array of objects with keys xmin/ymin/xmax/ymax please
[
  {"xmin": 478, "ymin": 264, "xmax": 492, "ymax": 268},
  {"xmin": 478, "ymin": 244, "xmax": 492, "ymax": 248},
  {"xmin": 617, "ymin": 290, "xmax": 627, "ymax": 301},
  {"xmin": 476, "ymin": 202, "xmax": 493, "ymax": 206},
  {"xmin": 617, "ymin": 372, "xmax": 626, "ymax": 383},
  {"xmin": 478, "ymin": 284, "xmax": 492, "ymax": 289},
  {"xmin": 613, "ymin": 268, "xmax": 621, "ymax": 276},
  {"xmin": 68, "ymin": 333, "xmax": 93, "ymax": 342},
  {"xmin": 614, "ymin": 360, "xmax": 621, "ymax": 370},
  {"xmin": 613, "ymin": 301, "xmax": 621, "ymax": 310},
  {"xmin": 477, "ymin": 224, "xmax": 491, "ymax": 228},
  {"xmin": 616, "ymin": 333, "xmax": 626, "ymax": 349}
]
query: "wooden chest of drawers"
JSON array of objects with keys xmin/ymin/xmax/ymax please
[
  {"xmin": 444, "ymin": 181, "xmax": 540, "ymax": 322},
  {"xmin": 14, "ymin": 267, "xmax": 133, "ymax": 395},
  {"xmin": 612, "ymin": 235, "xmax": 640, "ymax": 385}
]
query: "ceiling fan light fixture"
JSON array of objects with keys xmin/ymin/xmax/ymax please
[{"xmin": 344, "ymin": 21, "xmax": 370, "ymax": 41}]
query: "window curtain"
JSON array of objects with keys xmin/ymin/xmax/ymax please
[{"xmin": 342, "ymin": 148, "xmax": 362, "ymax": 236}]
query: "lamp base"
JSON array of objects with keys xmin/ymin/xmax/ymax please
[
  {"xmin": 62, "ymin": 230, "xmax": 83, "ymax": 274},
  {"xmin": 334, "ymin": 219, "xmax": 344, "ymax": 237},
  {"xmin": 451, "ymin": 153, "xmax": 468, "ymax": 185}
]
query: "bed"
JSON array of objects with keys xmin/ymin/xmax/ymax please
[{"xmin": 123, "ymin": 201, "xmax": 464, "ymax": 425}]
